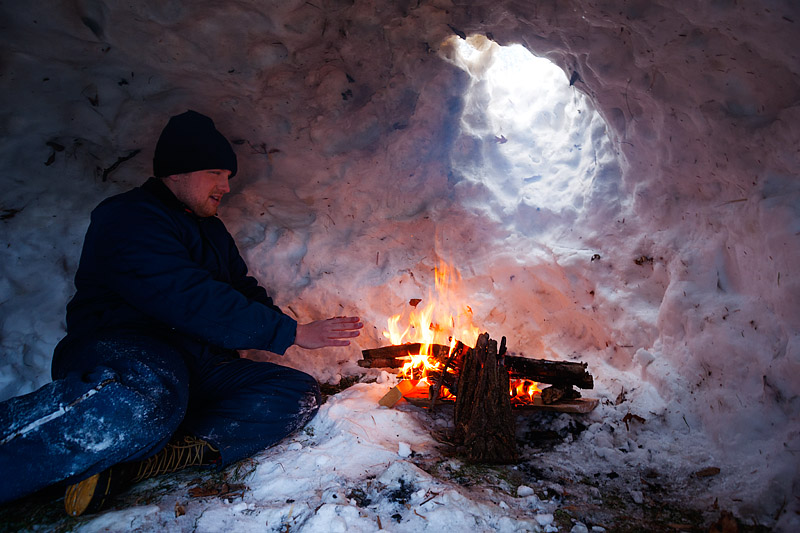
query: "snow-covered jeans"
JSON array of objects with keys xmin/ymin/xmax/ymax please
[{"xmin": 0, "ymin": 332, "xmax": 320, "ymax": 504}]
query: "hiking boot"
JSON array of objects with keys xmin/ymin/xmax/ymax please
[
  {"xmin": 64, "ymin": 463, "xmax": 132, "ymax": 517},
  {"xmin": 64, "ymin": 434, "xmax": 220, "ymax": 516}
]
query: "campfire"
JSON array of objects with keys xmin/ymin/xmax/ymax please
[{"xmin": 359, "ymin": 263, "xmax": 597, "ymax": 463}]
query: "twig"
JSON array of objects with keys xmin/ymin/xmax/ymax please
[
  {"xmin": 716, "ymin": 198, "xmax": 747, "ymax": 207},
  {"xmin": 624, "ymin": 78, "xmax": 633, "ymax": 118},
  {"xmin": 102, "ymin": 149, "xmax": 141, "ymax": 182},
  {"xmin": 429, "ymin": 342, "xmax": 462, "ymax": 409},
  {"xmin": 419, "ymin": 492, "xmax": 439, "ymax": 506}
]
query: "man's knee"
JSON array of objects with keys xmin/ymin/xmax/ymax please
[
  {"xmin": 260, "ymin": 367, "xmax": 321, "ymax": 440},
  {"xmin": 260, "ymin": 364, "xmax": 320, "ymax": 418},
  {"xmin": 183, "ymin": 361, "xmax": 321, "ymax": 457},
  {"xmin": 54, "ymin": 334, "xmax": 191, "ymax": 445},
  {"xmin": 59, "ymin": 361, "xmax": 187, "ymax": 456},
  {"xmin": 293, "ymin": 369, "xmax": 321, "ymax": 421}
]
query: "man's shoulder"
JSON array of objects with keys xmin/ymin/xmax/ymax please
[
  {"xmin": 95, "ymin": 185, "xmax": 147, "ymax": 208},
  {"xmin": 91, "ymin": 181, "xmax": 173, "ymax": 224}
]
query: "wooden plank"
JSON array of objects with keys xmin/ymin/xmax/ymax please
[{"xmin": 510, "ymin": 397, "xmax": 599, "ymax": 413}]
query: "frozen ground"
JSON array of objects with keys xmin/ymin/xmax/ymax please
[{"xmin": 0, "ymin": 376, "xmax": 762, "ymax": 532}]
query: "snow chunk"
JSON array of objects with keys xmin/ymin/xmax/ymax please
[
  {"xmin": 397, "ymin": 441, "xmax": 412, "ymax": 458},
  {"xmin": 570, "ymin": 523, "xmax": 589, "ymax": 533},
  {"xmin": 517, "ymin": 485, "xmax": 535, "ymax": 497}
]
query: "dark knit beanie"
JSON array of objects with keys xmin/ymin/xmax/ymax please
[{"xmin": 153, "ymin": 110, "xmax": 238, "ymax": 178}]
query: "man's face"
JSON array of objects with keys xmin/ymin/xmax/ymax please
[{"xmin": 165, "ymin": 169, "xmax": 231, "ymax": 217}]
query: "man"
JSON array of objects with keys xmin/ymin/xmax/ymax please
[{"xmin": 0, "ymin": 110, "xmax": 362, "ymax": 516}]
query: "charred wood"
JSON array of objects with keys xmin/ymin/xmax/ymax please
[
  {"xmin": 358, "ymin": 343, "xmax": 451, "ymax": 369},
  {"xmin": 428, "ymin": 341, "xmax": 468, "ymax": 407}
]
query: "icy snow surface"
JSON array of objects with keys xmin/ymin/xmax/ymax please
[{"xmin": 1, "ymin": 0, "xmax": 799, "ymax": 531}]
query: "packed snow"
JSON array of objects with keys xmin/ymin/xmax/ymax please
[{"xmin": 1, "ymin": 0, "xmax": 798, "ymax": 531}]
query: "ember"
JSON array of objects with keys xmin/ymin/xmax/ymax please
[{"xmin": 510, "ymin": 380, "xmax": 542, "ymax": 406}]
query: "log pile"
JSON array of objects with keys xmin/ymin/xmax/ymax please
[
  {"xmin": 362, "ymin": 334, "xmax": 598, "ymax": 463},
  {"xmin": 360, "ymin": 338, "xmax": 597, "ymax": 413}
]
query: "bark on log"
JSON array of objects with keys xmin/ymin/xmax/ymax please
[
  {"xmin": 356, "ymin": 358, "xmax": 405, "ymax": 369},
  {"xmin": 504, "ymin": 356, "xmax": 594, "ymax": 389},
  {"xmin": 358, "ymin": 343, "xmax": 451, "ymax": 369},
  {"xmin": 453, "ymin": 333, "xmax": 517, "ymax": 464}
]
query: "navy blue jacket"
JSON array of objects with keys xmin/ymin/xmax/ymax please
[{"xmin": 54, "ymin": 178, "xmax": 297, "ymax": 373}]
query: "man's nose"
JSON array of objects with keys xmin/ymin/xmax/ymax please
[{"xmin": 218, "ymin": 178, "xmax": 231, "ymax": 193}]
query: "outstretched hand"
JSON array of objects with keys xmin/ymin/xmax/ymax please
[{"xmin": 294, "ymin": 316, "xmax": 363, "ymax": 349}]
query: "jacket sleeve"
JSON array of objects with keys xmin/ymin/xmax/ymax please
[{"xmin": 87, "ymin": 198, "xmax": 297, "ymax": 354}]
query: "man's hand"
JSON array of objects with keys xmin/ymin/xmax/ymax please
[{"xmin": 294, "ymin": 316, "xmax": 363, "ymax": 349}]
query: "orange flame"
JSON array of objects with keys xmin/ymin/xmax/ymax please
[
  {"xmin": 386, "ymin": 261, "xmax": 540, "ymax": 405},
  {"xmin": 509, "ymin": 379, "xmax": 542, "ymax": 405},
  {"xmin": 383, "ymin": 263, "xmax": 480, "ymax": 350}
]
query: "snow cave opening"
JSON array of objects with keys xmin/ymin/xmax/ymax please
[{"xmin": 444, "ymin": 35, "xmax": 620, "ymax": 242}]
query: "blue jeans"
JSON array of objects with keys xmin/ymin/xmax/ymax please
[{"xmin": 0, "ymin": 333, "xmax": 320, "ymax": 504}]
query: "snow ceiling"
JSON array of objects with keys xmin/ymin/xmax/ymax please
[{"xmin": 1, "ymin": 0, "xmax": 798, "ymax": 523}]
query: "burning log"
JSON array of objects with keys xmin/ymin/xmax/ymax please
[
  {"xmin": 363, "ymin": 337, "xmax": 597, "ymax": 415},
  {"xmin": 358, "ymin": 343, "xmax": 451, "ymax": 369},
  {"xmin": 504, "ymin": 357, "xmax": 593, "ymax": 390},
  {"xmin": 453, "ymin": 333, "xmax": 517, "ymax": 464},
  {"xmin": 428, "ymin": 340, "xmax": 468, "ymax": 408},
  {"xmin": 360, "ymin": 344, "xmax": 594, "ymax": 390}
]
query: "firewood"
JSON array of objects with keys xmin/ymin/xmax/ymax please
[
  {"xmin": 454, "ymin": 333, "xmax": 517, "ymax": 464},
  {"xmin": 358, "ymin": 343, "xmax": 452, "ymax": 369},
  {"xmin": 360, "ymin": 343, "xmax": 450, "ymax": 361},
  {"xmin": 429, "ymin": 341, "xmax": 468, "ymax": 408},
  {"xmin": 425, "ymin": 369, "xmax": 458, "ymax": 394},
  {"xmin": 504, "ymin": 356, "xmax": 594, "ymax": 389},
  {"xmin": 362, "ymin": 339, "xmax": 598, "ymax": 416},
  {"xmin": 510, "ymin": 398, "xmax": 598, "ymax": 413},
  {"xmin": 357, "ymin": 357, "xmax": 405, "ymax": 369},
  {"xmin": 541, "ymin": 385, "xmax": 567, "ymax": 404},
  {"xmin": 360, "ymin": 344, "xmax": 594, "ymax": 390},
  {"xmin": 378, "ymin": 380, "xmax": 417, "ymax": 408}
]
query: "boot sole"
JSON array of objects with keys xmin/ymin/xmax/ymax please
[{"xmin": 64, "ymin": 472, "xmax": 112, "ymax": 517}]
